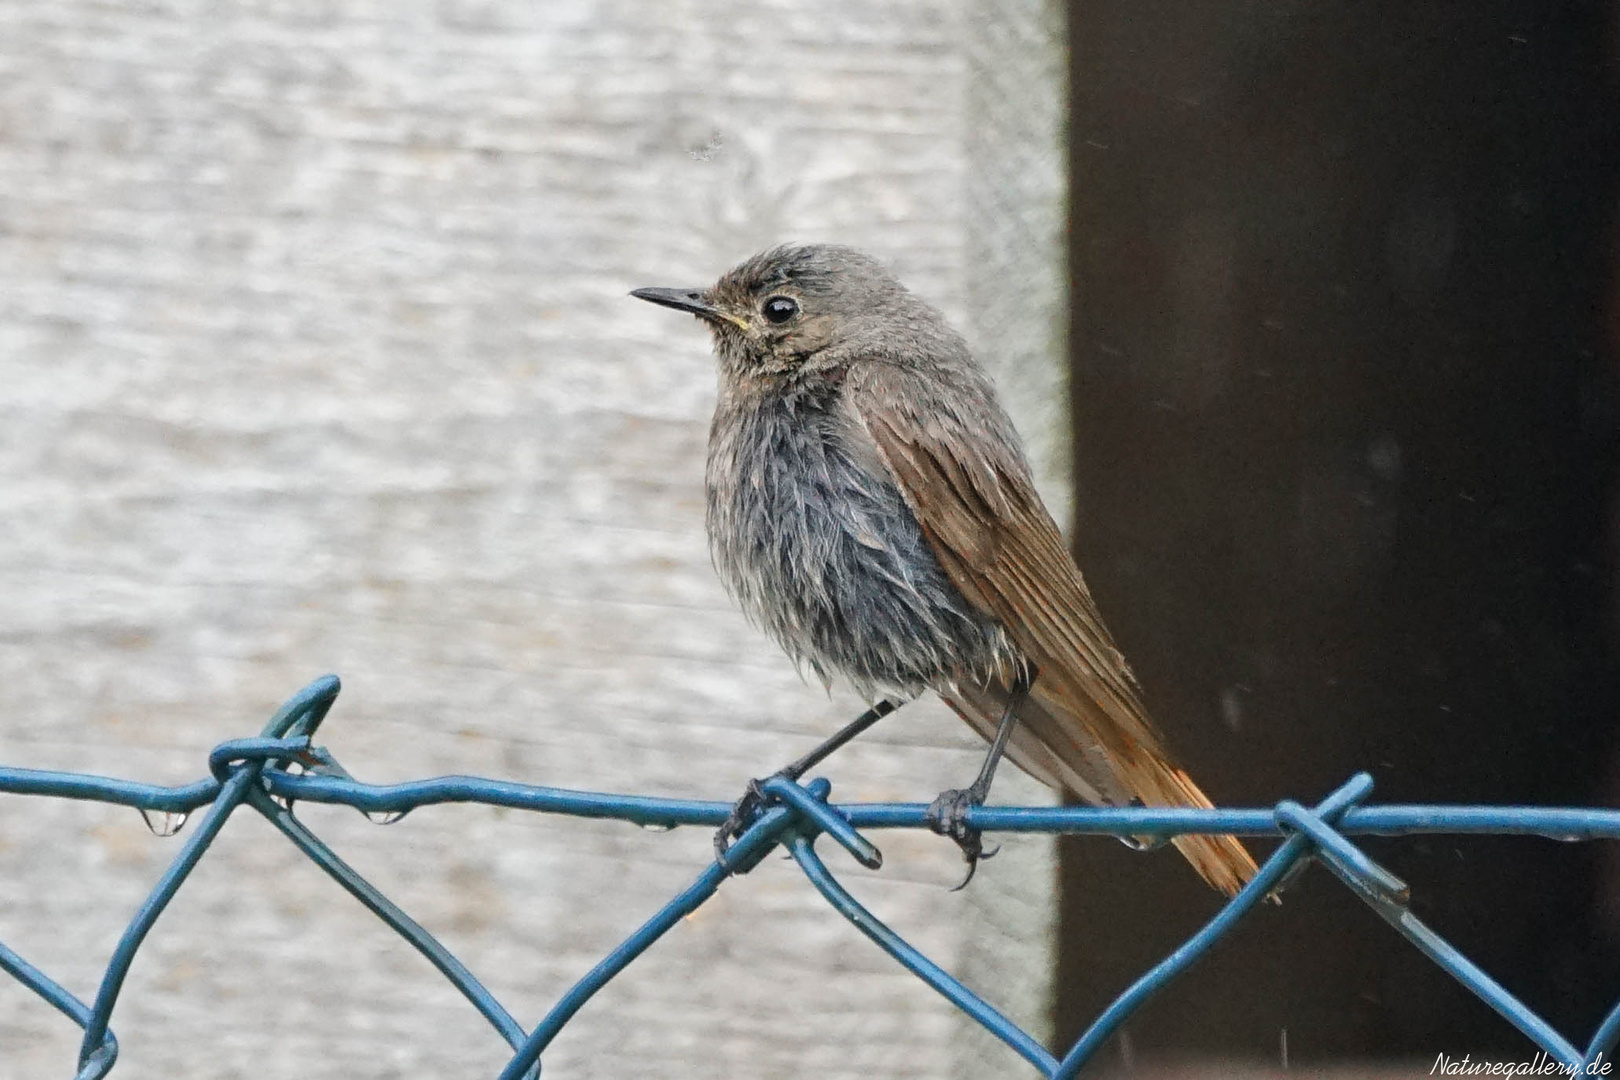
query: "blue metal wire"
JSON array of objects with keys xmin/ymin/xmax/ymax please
[
  {"xmin": 1, "ymin": 675, "xmax": 1617, "ymax": 1077},
  {"xmin": 245, "ymin": 785, "xmax": 539, "ymax": 1080},
  {"xmin": 1051, "ymin": 773, "xmax": 1378, "ymax": 1078},
  {"xmin": 790, "ymin": 831, "xmax": 1061, "ymax": 1074}
]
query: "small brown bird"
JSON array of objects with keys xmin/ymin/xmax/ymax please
[{"xmin": 633, "ymin": 244, "xmax": 1257, "ymax": 896}]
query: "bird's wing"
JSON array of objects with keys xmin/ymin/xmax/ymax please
[{"xmin": 846, "ymin": 361, "xmax": 1257, "ymax": 896}]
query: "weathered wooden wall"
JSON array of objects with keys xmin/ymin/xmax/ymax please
[{"xmin": 0, "ymin": 3, "xmax": 1066, "ymax": 1077}]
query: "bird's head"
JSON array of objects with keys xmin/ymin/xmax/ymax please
[{"xmin": 632, "ymin": 244, "xmax": 947, "ymax": 382}]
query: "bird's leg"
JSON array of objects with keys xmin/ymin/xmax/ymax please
[
  {"xmin": 715, "ymin": 698, "xmax": 905, "ymax": 864},
  {"xmin": 927, "ymin": 671, "xmax": 1033, "ymax": 890}
]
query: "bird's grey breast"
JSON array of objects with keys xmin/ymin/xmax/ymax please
[{"xmin": 705, "ymin": 377, "xmax": 1010, "ymax": 700}]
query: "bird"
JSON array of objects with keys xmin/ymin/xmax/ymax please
[{"xmin": 631, "ymin": 244, "xmax": 1258, "ymax": 896}]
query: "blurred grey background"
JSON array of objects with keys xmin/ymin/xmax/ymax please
[{"xmin": 0, "ymin": 2, "xmax": 1068, "ymax": 1078}]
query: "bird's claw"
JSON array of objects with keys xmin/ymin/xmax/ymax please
[
  {"xmin": 713, "ymin": 776, "xmax": 773, "ymax": 866},
  {"xmin": 926, "ymin": 787, "xmax": 999, "ymax": 891}
]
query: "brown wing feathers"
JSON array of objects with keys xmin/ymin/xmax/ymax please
[{"xmin": 853, "ymin": 368, "xmax": 1259, "ymax": 897}]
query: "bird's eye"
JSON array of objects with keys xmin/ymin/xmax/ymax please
[{"xmin": 762, "ymin": 296, "xmax": 799, "ymax": 324}]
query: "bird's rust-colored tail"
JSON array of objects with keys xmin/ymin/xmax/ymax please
[{"xmin": 1135, "ymin": 754, "xmax": 1258, "ymax": 898}]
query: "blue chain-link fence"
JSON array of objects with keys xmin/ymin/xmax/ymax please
[{"xmin": 3, "ymin": 675, "xmax": 1618, "ymax": 1078}]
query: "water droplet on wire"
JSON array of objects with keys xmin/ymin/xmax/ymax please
[
  {"xmin": 638, "ymin": 822, "xmax": 678, "ymax": 832},
  {"xmin": 139, "ymin": 809, "xmax": 188, "ymax": 837},
  {"xmin": 364, "ymin": 809, "xmax": 408, "ymax": 825}
]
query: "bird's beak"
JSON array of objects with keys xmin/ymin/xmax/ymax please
[{"xmin": 630, "ymin": 287, "xmax": 746, "ymax": 329}]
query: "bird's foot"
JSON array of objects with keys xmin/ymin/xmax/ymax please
[
  {"xmin": 926, "ymin": 786, "xmax": 1000, "ymax": 891},
  {"xmin": 713, "ymin": 776, "xmax": 776, "ymax": 868}
]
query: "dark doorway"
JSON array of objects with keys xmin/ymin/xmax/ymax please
[{"xmin": 1059, "ymin": 3, "xmax": 1620, "ymax": 1068}]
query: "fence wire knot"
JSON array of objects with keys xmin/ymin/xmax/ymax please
[{"xmin": 3, "ymin": 676, "xmax": 1619, "ymax": 1078}]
